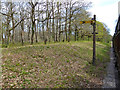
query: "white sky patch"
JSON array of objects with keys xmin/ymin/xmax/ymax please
[{"xmin": 88, "ymin": 0, "xmax": 119, "ymax": 36}]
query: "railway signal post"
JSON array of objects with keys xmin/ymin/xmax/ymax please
[
  {"xmin": 80, "ymin": 15, "xmax": 96, "ymax": 65},
  {"xmin": 92, "ymin": 15, "xmax": 96, "ymax": 65}
]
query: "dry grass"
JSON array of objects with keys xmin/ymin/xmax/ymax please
[{"xmin": 2, "ymin": 41, "xmax": 110, "ymax": 88}]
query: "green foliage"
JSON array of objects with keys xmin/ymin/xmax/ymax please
[
  {"xmin": 2, "ymin": 44, "xmax": 7, "ymax": 48},
  {"xmin": 96, "ymin": 21, "xmax": 112, "ymax": 42}
]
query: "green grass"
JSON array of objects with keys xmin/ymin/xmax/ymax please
[{"xmin": 2, "ymin": 41, "xmax": 111, "ymax": 88}]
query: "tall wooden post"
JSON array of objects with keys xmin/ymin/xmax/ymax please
[{"xmin": 92, "ymin": 15, "xmax": 96, "ymax": 65}]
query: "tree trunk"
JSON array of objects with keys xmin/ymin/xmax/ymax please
[
  {"xmin": 31, "ymin": 7, "xmax": 35, "ymax": 45},
  {"xmin": 27, "ymin": 25, "xmax": 30, "ymax": 43},
  {"xmin": 38, "ymin": 5, "xmax": 41, "ymax": 41},
  {"xmin": 68, "ymin": 1, "xmax": 72, "ymax": 42},
  {"xmin": 56, "ymin": 17, "xmax": 58, "ymax": 42},
  {"xmin": 46, "ymin": 0, "xmax": 49, "ymax": 42},
  {"xmin": 75, "ymin": 25, "xmax": 77, "ymax": 41},
  {"xmin": 11, "ymin": 14, "xmax": 15, "ymax": 43},
  {"xmin": 10, "ymin": 3, "xmax": 15, "ymax": 44},
  {"xmin": 65, "ymin": 2, "xmax": 68, "ymax": 41},
  {"xmin": 77, "ymin": 30, "xmax": 79, "ymax": 41},
  {"xmin": 59, "ymin": 3, "xmax": 61, "ymax": 42},
  {"xmin": 56, "ymin": 2, "xmax": 59, "ymax": 42},
  {"xmin": 29, "ymin": 2, "xmax": 38, "ymax": 44},
  {"xmin": 1, "ymin": 23, "xmax": 3, "ymax": 44},
  {"xmin": 49, "ymin": 18, "xmax": 51, "ymax": 42},
  {"xmin": 52, "ymin": 2, "xmax": 55, "ymax": 42},
  {"xmin": 31, "ymin": 24, "xmax": 34, "ymax": 44},
  {"xmin": 35, "ymin": 22, "xmax": 38, "ymax": 43},
  {"xmin": 20, "ymin": 22, "xmax": 24, "ymax": 46},
  {"xmin": 20, "ymin": 11, "xmax": 24, "ymax": 45},
  {"xmin": 42, "ymin": 14, "xmax": 44, "ymax": 40},
  {"xmin": 6, "ymin": 16, "xmax": 10, "ymax": 44}
]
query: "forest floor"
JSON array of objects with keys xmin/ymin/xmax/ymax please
[{"xmin": 1, "ymin": 41, "xmax": 110, "ymax": 88}]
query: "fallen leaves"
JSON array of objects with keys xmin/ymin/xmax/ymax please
[{"xmin": 2, "ymin": 41, "xmax": 110, "ymax": 88}]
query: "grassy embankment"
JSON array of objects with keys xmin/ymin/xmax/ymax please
[{"xmin": 2, "ymin": 41, "xmax": 110, "ymax": 88}]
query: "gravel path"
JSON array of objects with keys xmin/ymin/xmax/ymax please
[{"xmin": 102, "ymin": 47, "xmax": 119, "ymax": 88}]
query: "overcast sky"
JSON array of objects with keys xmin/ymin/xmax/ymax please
[{"xmin": 87, "ymin": 0, "xmax": 120, "ymax": 36}]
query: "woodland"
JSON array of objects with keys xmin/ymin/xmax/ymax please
[{"xmin": 0, "ymin": 0, "xmax": 111, "ymax": 47}]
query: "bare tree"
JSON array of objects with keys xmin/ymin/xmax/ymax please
[
  {"xmin": 20, "ymin": 4, "xmax": 24, "ymax": 45},
  {"xmin": 0, "ymin": 0, "xmax": 93, "ymax": 45},
  {"xmin": 52, "ymin": 1, "xmax": 55, "ymax": 42},
  {"xmin": 28, "ymin": 1, "xmax": 38, "ymax": 44},
  {"xmin": 65, "ymin": 2, "xmax": 68, "ymax": 41}
]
